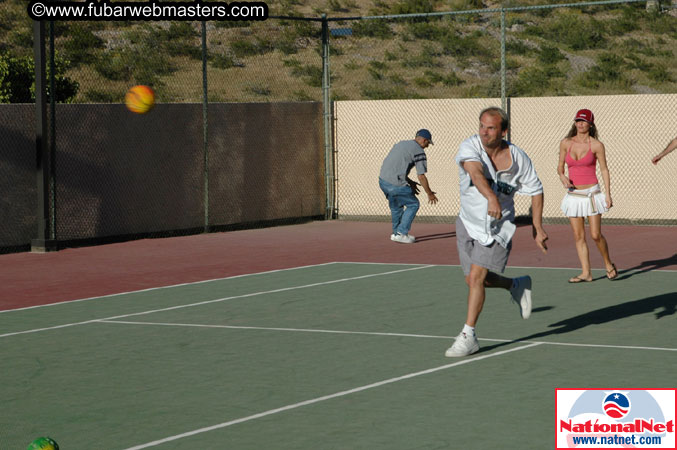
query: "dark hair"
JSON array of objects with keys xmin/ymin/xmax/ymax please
[
  {"xmin": 566, "ymin": 121, "xmax": 598, "ymax": 139},
  {"xmin": 480, "ymin": 107, "xmax": 509, "ymax": 131}
]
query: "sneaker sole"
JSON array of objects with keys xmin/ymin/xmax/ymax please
[
  {"xmin": 392, "ymin": 236, "xmax": 415, "ymax": 244},
  {"xmin": 445, "ymin": 337, "xmax": 480, "ymax": 357},
  {"xmin": 445, "ymin": 345, "xmax": 480, "ymax": 357},
  {"xmin": 521, "ymin": 277, "xmax": 532, "ymax": 319}
]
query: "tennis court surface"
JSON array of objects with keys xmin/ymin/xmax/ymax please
[{"xmin": 1, "ymin": 221, "xmax": 675, "ymax": 449}]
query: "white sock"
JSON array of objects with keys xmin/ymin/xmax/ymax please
[{"xmin": 462, "ymin": 324, "xmax": 475, "ymax": 336}]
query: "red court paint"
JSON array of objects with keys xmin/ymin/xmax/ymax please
[{"xmin": 1, "ymin": 221, "xmax": 675, "ymax": 310}]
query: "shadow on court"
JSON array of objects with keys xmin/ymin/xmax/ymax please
[
  {"xmin": 415, "ymin": 232, "xmax": 456, "ymax": 242},
  {"xmin": 479, "ymin": 292, "xmax": 677, "ymax": 353},
  {"xmin": 588, "ymin": 252, "xmax": 677, "ymax": 282},
  {"xmin": 614, "ymin": 253, "xmax": 677, "ymax": 281}
]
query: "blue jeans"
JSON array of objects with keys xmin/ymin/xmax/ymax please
[{"xmin": 379, "ymin": 178, "xmax": 420, "ymax": 235}]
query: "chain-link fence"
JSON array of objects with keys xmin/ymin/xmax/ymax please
[
  {"xmin": 0, "ymin": 100, "xmax": 325, "ymax": 253},
  {"xmin": 1, "ymin": 0, "xmax": 676, "ymax": 252},
  {"xmin": 0, "ymin": 106, "xmax": 36, "ymax": 252},
  {"xmin": 0, "ymin": 13, "xmax": 329, "ymax": 253},
  {"xmin": 330, "ymin": 0, "xmax": 677, "ymax": 225},
  {"xmin": 336, "ymin": 94, "xmax": 677, "ymax": 225},
  {"xmin": 3, "ymin": 0, "xmax": 675, "ymax": 104},
  {"xmin": 7, "ymin": 18, "xmax": 325, "ymax": 104}
]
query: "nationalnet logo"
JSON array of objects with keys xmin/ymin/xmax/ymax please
[{"xmin": 556, "ymin": 389, "xmax": 676, "ymax": 449}]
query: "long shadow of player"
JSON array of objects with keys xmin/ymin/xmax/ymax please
[
  {"xmin": 609, "ymin": 252, "xmax": 677, "ymax": 281},
  {"xmin": 415, "ymin": 232, "xmax": 456, "ymax": 242},
  {"xmin": 479, "ymin": 292, "xmax": 676, "ymax": 353}
]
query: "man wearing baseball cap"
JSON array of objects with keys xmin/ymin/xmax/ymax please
[{"xmin": 378, "ymin": 129, "xmax": 439, "ymax": 243}]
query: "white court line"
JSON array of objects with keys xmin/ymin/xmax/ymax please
[
  {"xmin": 0, "ymin": 265, "xmax": 434, "ymax": 339},
  {"xmin": 335, "ymin": 261, "xmax": 677, "ymax": 272},
  {"xmin": 123, "ymin": 342, "xmax": 543, "ymax": 450},
  {"xmin": 0, "ymin": 262, "xmax": 341, "ymax": 314},
  {"xmin": 100, "ymin": 320, "xmax": 677, "ymax": 352},
  {"xmin": 4, "ymin": 262, "xmax": 673, "ymax": 315}
]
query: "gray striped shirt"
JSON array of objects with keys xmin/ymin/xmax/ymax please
[{"xmin": 379, "ymin": 140, "xmax": 428, "ymax": 187}]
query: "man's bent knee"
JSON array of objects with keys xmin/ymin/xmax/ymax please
[
  {"xmin": 405, "ymin": 200, "xmax": 420, "ymax": 211},
  {"xmin": 467, "ymin": 266, "xmax": 488, "ymax": 287}
]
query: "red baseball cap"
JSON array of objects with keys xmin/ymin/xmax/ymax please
[{"xmin": 574, "ymin": 109, "xmax": 594, "ymax": 124}]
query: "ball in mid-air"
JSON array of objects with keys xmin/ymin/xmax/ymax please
[
  {"xmin": 27, "ymin": 437, "xmax": 59, "ymax": 450},
  {"xmin": 125, "ymin": 85, "xmax": 155, "ymax": 114}
]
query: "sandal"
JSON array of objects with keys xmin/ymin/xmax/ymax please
[
  {"xmin": 606, "ymin": 263, "xmax": 618, "ymax": 280},
  {"xmin": 568, "ymin": 276, "xmax": 592, "ymax": 283}
]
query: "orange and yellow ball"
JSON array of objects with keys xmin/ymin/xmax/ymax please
[{"xmin": 124, "ymin": 85, "xmax": 155, "ymax": 114}]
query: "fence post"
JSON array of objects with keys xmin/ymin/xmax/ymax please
[
  {"xmin": 500, "ymin": 8, "xmax": 507, "ymax": 111},
  {"xmin": 31, "ymin": 20, "xmax": 57, "ymax": 252},
  {"xmin": 321, "ymin": 14, "xmax": 335, "ymax": 219},
  {"xmin": 202, "ymin": 21, "xmax": 209, "ymax": 233},
  {"xmin": 49, "ymin": 21, "xmax": 56, "ymax": 242}
]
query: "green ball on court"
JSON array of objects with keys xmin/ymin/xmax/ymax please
[{"xmin": 27, "ymin": 437, "xmax": 59, "ymax": 450}]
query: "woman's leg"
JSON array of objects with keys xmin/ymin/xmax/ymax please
[
  {"xmin": 588, "ymin": 214, "xmax": 617, "ymax": 278},
  {"xmin": 569, "ymin": 217, "xmax": 592, "ymax": 281}
]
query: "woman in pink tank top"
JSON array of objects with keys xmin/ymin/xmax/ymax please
[{"xmin": 557, "ymin": 109, "xmax": 617, "ymax": 283}]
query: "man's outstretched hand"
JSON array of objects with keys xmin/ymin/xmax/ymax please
[
  {"xmin": 407, "ymin": 179, "xmax": 421, "ymax": 195},
  {"xmin": 533, "ymin": 227, "xmax": 548, "ymax": 254}
]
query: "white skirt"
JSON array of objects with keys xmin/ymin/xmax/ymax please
[{"xmin": 560, "ymin": 185, "xmax": 608, "ymax": 217}]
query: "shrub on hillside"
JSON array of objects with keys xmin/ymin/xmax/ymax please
[
  {"xmin": 406, "ymin": 22, "xmax": 449, "ymax": 41},
  {"xmin": 440, "ymin": 30, "xmax": 496, "ymax": 60},
  {"xmin": 361, "ymin": 83, "xmax": 420, "ymax": 99},
  {"xmin": 525, "ymin": 13, "xmax": 605, "ymax": 50},
  {"xmin": 390, "ymin": 0, "xmax": 435, "ymax": 15},
  {"xmin": 538, "ymin": 45, "xmax": 565, "ymax": 65},
  {"xmin": 577, "ymin": 53, "xmax": 630, "ymax": 89},
  {"xmin": 0, "ymin": 51, "xmax": 79, "ymax": 103},
  {"xmin": 63, "ymin": 25, "xmax": 104, "ymax": 66},
  {"xmin": 210, "ymin": 53, "xmax": 243, "ymax": 69},
  {"xmin": 647, "ymin": 64, "xmax": 673, "ymax": 83},
  {"xmin": 511, "ymin": 65, "xmax": 565, "ymax": 96},
  {"xmin": 352, "ymin": 20, "xmax": 392, "ymax": 39},
  {"xmin": 230, "ymin": 38, "xmax": 274, "ymax": 58},
  {"xmin": 424, "ymin": 69, "xmax": 464, "ymax": 86},
  {"xmin": 95, "ymin": 44, "xmax": 173, "ymax": 85}
]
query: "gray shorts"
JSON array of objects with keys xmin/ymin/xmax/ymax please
[{"xmin": 456, "ymin": 217, "xmax": 512, "ymax": 276}]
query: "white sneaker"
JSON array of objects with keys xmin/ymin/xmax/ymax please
[
  {"xmin": 510, "ymin": 276, "xmax": 532, "ymax": 319},
  {"xmin": 392, "ymin": 233, "xmax": 415, "ymax": 244},
  {"xmin": 445, "ymin": 332, "xmax": 480, "ymax": 357}
]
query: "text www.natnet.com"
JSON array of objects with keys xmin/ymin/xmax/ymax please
[
  {"xmin": 28, "ymin": 0, "xmax": 269, "ymax": 21},
  {"xmin": 572, "ymin": 434, "xmax": 663, "ymax": 446}
]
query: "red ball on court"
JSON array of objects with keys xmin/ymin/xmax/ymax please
[{"xmin": 125, "ymin": 85, "xmax": 155, "ymax": 114}]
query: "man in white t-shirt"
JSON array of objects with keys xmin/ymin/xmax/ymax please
[{"xmin": 446, "ymin": 107, "xmax": 549, "ymax": 357}]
